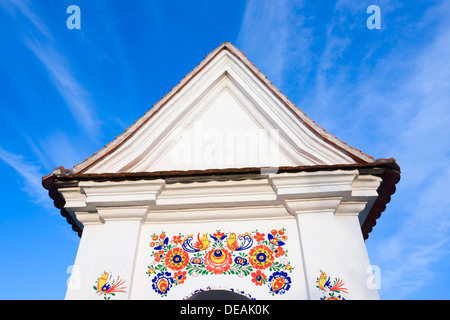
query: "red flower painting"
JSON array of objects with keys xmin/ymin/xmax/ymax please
[
  {"xmin": 251, "ymin": 270, "xmax": 266, "ymax": 286},
  {"xmin": 204, "ymin": 248, "xmax": 232, "ymax": 274},
  {"xmin": 165, "ymin": 247, "xmax": 189, "ymax": 271},
  {"xmin": 249, "ymin": 245, "xmax": 274, "ymax": 270}
]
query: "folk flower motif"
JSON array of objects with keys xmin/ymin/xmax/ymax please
[
  {"xmin": 174, "ymin": 271, "xmax": 187, "ymax": 285},
  {"xmin": 249, "ymin": 245, "xmax": 274, "ymax": 270},
  {"xmin": 268, "ymin": 229, "xmax": 287, "ymax": 246},
  {"xmin": 274, "ymin": 246, "xmax": 285, "ymax": 258},
  {"xmin": 322, "ymin": 294, "xmax": 345, "ymax": 300},
  {"xmin": 234, "ymin": 256, "xmax": 248, "ymax": 266},
  {"xmin": 152, "ymin": 271, "xmax": 174, "ymax": 295},
  {"xmin": 268, "ymin": 234, "xmax": 285, "ymax": 246},
  {"xmin": 204, "ymin": 248, "xmax": 232, "ymax": 274},
  {"xmin": 154, "ymin": 237, "xmax": 169, "ymax": 250},
  {"xmin": 254, "ymin": 232, "xmax": 265, "ymax": 242},
  {"xmin": 211, "ymin": 231, "xmax": 226, "ymax": 242},
  {"xmin": 172, "ymin": 235, "xmax": 183, "ymax": 245},
  {"xmin": 154, "ymin": 250, "xmax": 165, "ymax": 262},
  {"xmin": 190, "ymin": 257, "xmax": 204, "ymax": 264},
  {"xmin": 268, "ymin": 271, "xmax": 291, "ymax": 295},
  {"xmin": 165, "ymin": 247, "xmax": 189, "ymax": 271},
  {"xmin": 251, "ymin": 270, "xmax": 266, "ymax": 286}
]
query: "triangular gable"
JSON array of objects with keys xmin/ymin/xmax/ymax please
[{"xmin": 71, "ymin": 43, "xmax": 374, "ymax": 174}]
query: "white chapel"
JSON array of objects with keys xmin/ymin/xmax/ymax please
[{"xmin": 43, "ymin": 42, "xmax": 400, "ymax": 300}]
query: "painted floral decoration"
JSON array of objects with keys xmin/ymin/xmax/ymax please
[
  {"xmin": 268, "ymin": 271, "xmax": 292, "ymax": 295},
  {"xmin": 146, "ymin": 229, "xmax": 293, "ymax": 297},
  {"xmin": 152, "ymin": 271, "xmax": 174, "ymax": 296},
  {"xmin": 249, "ymin": 245, "xmax": 274, "ymax": 270},
  {"xmin": 93, "ymin": 271, "xmax": 127, "ymax": 300},
  {"xmin": 204, "ymin": 248, "xmax": 233, "ymax": 274},
  {"xmin": 165, "ymin": 247, "xmax": 190, "ymax": 271},
  {"xmin": 251, "ymin": 270, "xmax": 266, "ymax": 286},
  {"xmin": 316, "ymin": 270, "xmax": 349, "ymax": 300}
]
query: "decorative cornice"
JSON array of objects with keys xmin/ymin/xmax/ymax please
[
  {"xmin": 97, "ymin": 206, "xmax": 149, "ymax": 222},
  {"xmin": 269, "ymin": 170, "xmax": 357, "ymax": 199},
  {"xmin": 283, "ymin": 198, "xmax": 342, "ymax": 215},
  {"xmin": 335, "ymin": 202, "xmax": 368, "ymax": 216},
  {"xmin": 42, "ymin": 162, "xmax": 399, "ymax": 240},
  {"xmin": 74, "ymin": 212, "xmax": 102, "ymax": 225}
]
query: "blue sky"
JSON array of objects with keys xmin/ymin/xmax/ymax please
[{"xmin": 0, "ymin": 0, "xmax": 449, "ymax": 299}]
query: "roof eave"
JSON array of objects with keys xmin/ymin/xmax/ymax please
[{"xmin": 42, "ymin": 159, "xmax": 400, "ymax": 240}]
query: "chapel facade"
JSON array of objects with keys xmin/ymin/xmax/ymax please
[{"xmin": 43, "ymin": 42, "xmax": 400, "ymax": 300}]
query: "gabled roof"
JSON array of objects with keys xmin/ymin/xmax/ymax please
[
  {"xmin": 67, "ymin": 42, "xmax": 374, "ymax": 175},
  {"xmin": 42, "ymin": 42, "xmax": 400, "ymax": 239}
]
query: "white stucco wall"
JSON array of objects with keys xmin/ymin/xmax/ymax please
[
  {"xmin": 66, "ymin": 211, "xmax": 379, "ymax": 300},
  {"xmin": 63, "ymin": 171, "xmax": 381, "ymax": 300}
]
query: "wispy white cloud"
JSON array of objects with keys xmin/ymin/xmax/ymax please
[
  {"xmin": 1, "ymin": 0, "xmax": 51, "ymax": 39},
  {"xmin": 25, "ymin": 131, "xmax": 83, "ymax": 173},
  {"xmin": 24, "ymin": 39, "xmax": 102, "ymax": 142},
  {"xmin": 0, "ymin": 146, "xmax": 49, "ymax": 207},
  {"xmin": 236, "ymin": 0, "xmax": 313, "ymax": 91},
  {"xmin": 4, "ymin": 0, "xmax": 102, "ymax": 143}
]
